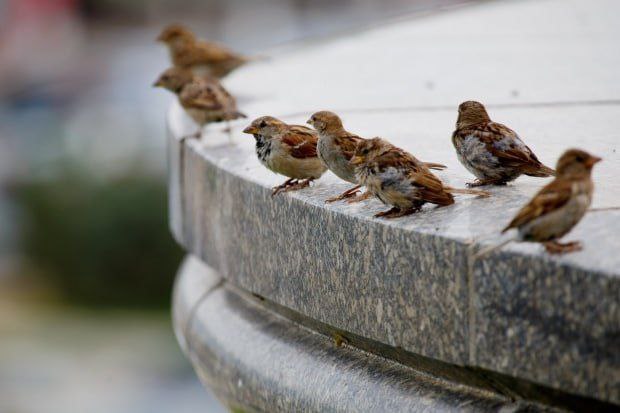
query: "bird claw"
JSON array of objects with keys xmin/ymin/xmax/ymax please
[
  {"xmin": 346, "ymin": 191, "xmax": 372, "ymax": 204},
  {"xmin": 543, "ymin": 240, "xmax": 582, "ymax": 254},
  {"xmin": 466, "ymin": 179, "xmax": 506, "ymax": 187},
  {"xmin": 325, "ymin": 186, "xmax": 362, "ymax": 203},
  {"xmin": 374, "ymin": 207, "xmax": 419, "ymax": 219},
  {"xmin": 271, "ymin": 179, "xmax": 312, "ymax": 196}
]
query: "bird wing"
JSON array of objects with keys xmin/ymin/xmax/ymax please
[
  {"xmin": 335, "ymin": 133, "xmax": 363, "ymax": 160},
  {"xmin": 378, "ymin": 147, "xmax": 453, "ymax": 205},
  {"xmin": 193, "ymin": 40, "xmax": 241, "ymax": 62},
  {"xmin": 503, "ymin": 178, "xmax": 573, "ymax": 232},
  {"xmin": 476, "ymin": 122, "xmax": 545, "ymax": 169},
  {"xmin": 281, "ymin": 126, "xmax": 319, "ymax": 159},
  {"xmin": 179, "ymin": 81, "xmax": 224, "ymax": 110}
]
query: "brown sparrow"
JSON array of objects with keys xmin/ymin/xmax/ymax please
[
  {"xmin": 351, "ymin": 138, "xmax": 489, "ymax": 218},
  {"xmin": 154, "ymin": 67, "xmax": 245, "ymax": 139},
  {"xmin": 452, "ymin": 101, "xmax": 555, "ymax": 187},
  {"xmin": 243, "ymin": 116, "xmax": 327, "ymax": 196},
  {"xmin": 488, "ymin": 149, "xmax": 600, "ymax": 255},
  {"xmin": 157, "ymin": 24, "xmax": 249, "ymax": 78},
  {"xmin": 307, "ymin": 111, "xmax": 446, "ymax": 203}
]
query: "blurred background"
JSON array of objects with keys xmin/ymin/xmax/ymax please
[{"xmin": 0, "ymin": 0, "xmax": 469, "ymax": 411}]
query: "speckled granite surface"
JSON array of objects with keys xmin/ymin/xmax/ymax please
[{"xmin": 167, "ymin": 0, "xmax": 620, "ymax": 405}]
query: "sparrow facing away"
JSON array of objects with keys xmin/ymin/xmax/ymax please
[
  {"xmin": 243, "ymin": 116, "xmax": 327, "ymax": 196},
  {"xmin": 351, "ymin": 138, "xmax": 489, "ymax": 219},
  {"xmin": 154, "ymin": 67, "xmax": 245, "ymax": 138},
  {"xmin": 157, "ymin": 24, "xmax": 249, "ymax": 78},
  {"xmin": 499, "ymin": 148, "xmax": 600, "ymax": 254},
  {"xmin": 307, "ymin": 111, "xmax": 446, "ymax": 203},
  {"xmin": 452, "ymin": 101, "xmax": 555, "ymax": 187}
]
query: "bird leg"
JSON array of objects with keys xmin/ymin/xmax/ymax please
[
  {"xmin": 543, "ymin": 240, "xmax": 582, "ymax": 254},
  {"xmin": 326, "ymin": 185, "xmax": 362, "ymax": 203},
  {"xmin": 271, "ymin": 178, "xmax": 297, "ymax": 196},
  {"xmin": 346, "ymin": 191, "xmax": 373, "ymax": 204},
  {"xmin": 466, "ymin": 178, "xmax": 506, "ymax": 187},
  {"xmin": 374, "ymin": 207, "xmax": 420, "ymax": 219},
  {"xmin": 282, "ymin": 178, "xmax": 313, "ymax": 193}
]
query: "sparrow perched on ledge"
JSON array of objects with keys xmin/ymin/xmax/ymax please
[
  {"xmin": 154, "ymin": 67, "xmax": 245, "ymax": 139},
  {"xmin": 243, "ymin": 116, "xmax": 327, "ymax": 196},
  {"xmin": 492, "ymin": 149, "xmax": 600, "ymax": 255},
  {"xmin": 307, "ymin": 111, "xmax": 446, "ymax": 203},
  {"xmin": 352, "ymin": 138, "xmax": 489, "ymax": 218},
  {"xmin": 157, "ymin": 24, "xmax": 249, "ymax": 78},
  {"xmin": 452, "ymin": 101, "xmax": 555, "ymax": 187}
]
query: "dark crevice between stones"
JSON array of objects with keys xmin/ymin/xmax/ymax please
[{"xmin": 238, "ymin": 285, "xmax": 618, "ymax": 412}]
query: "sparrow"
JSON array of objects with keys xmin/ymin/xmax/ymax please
[
  {"xmin": 243, "ymin": 116, "xmax": 327, "ymax": 196},
  {"xmin": 351, "ymin": 138, "xmax": 489, "ymax": 218},
  {"xmin": 452, "ymin": 101, "xmax": 555, "ymax": 187},
  {"xmin": 157, "ymin": 24, "xmax": 249, "ymax": 78},
  {"xmin": 153, "ymin": 67, "xmax": 245, "ymax": 139},
  {"xmin": 307, "ymin": 111, "xmax": 446, "ymax": 203},
  {"xmin": 477, "ymin": 149, "xmax": 600, "ymax": 256}
]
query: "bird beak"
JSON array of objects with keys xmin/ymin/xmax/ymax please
[
  {"xmin": 586, "ymin": 155, "xmax": 602, "ymax": 167},
  {"xmin": 153, "ymin": 79, "xmax": 163, "ymax": 88},
  {"xmin": 350, "ymin": 155, "xmax": 364, "ymax": 165},
  {"xmin": 243, "ymin": 125, "xmax": 258, "ymax": 134},
  {"xmin": 306, "ymin": 118, "xmax": 313, "ymax": 126}
]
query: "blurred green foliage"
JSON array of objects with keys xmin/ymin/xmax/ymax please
[{"xmin": 13, "ymin": 166, "xmax": 183, "ymax": 308}]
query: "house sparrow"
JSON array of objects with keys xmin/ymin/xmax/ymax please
[
  {"xmin": 452, "ymin": 101, "xmax": 555, "ymax": 187},
  {"xmin": 243, "ymin": 116, "xmax": 327, "ymax": 196},
  {"xmin": 351, "ymin": 138, "xmax": 489, "ymax": 218},
  {"xmin": 307, "ymin": 111, "xmax": 446, "ymax": 203},
  {"xmin": 482, "ymin": 149, "xmax": 600, "ymax": 255},
  {"xmin": 157, "ymin": 24, "xmax": 249, "ymax": 78},
  {"xmin": 153, "ymin": 67, "xmax": 245, "ymax": 139}
]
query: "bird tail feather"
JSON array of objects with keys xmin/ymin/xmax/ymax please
[
  {"xmin": 423, "ymin": 162, "xmax": 447, "ymax": 171},
  {"xmin": 525, "ymin": 164, "xmax": 556, "ymax": 177},
  {"xmin": 473, "ymin": 231, "xmax": 520, "ymax": 260},
  {"xmin": 445, "ymin": 187, "xmax": 491, "ymax": 197}
]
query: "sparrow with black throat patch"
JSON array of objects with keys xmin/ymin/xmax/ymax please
[
  {"xmin": 307, "ymin": 111, "xmax": 446, "ymax": 203},
  {"xmin": 351, "ymin": 138, "xmax": 489, "ymax": 219},
  {"xmin": 153, "ymin": 67, "xmax": 245, "ymax": 140},
  {"xmin": 452, "ymin": 101, "xmax": 555, "ymax": 187},
  {"xmin": 476, "ymin": 149, "xmax": 600, "ymax": 256},
  {"xmin": 243, "ymin": 116, "xmax": 327, "ymax": 196},
  {"xmin": 157, "ymin": 24, "xmax": 249, "ymax": 78}
]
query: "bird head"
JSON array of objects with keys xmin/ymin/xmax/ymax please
[
  {"xmin": 157, "ymin": 24, "xmax": 194, "ymax": 45},
  {"xmin": 307, "ymin": 111, "xmax": 343, "ymax": 133},
  {"xmin": 153, "ymin": 67, "xmax": 194, "ymax": 92},
  {"xmin": 456, "ymin": 101, "xmax": 491, "ymax": 129},
  {"xmin": 556, "ymin": 149, "xmax": 601, "ymax": 178},
  {"xmin": 243, "ymin": 116, "xmax": 286, "ymax": 139},
  {"xmin": 351, "ymin": 137, "xmax": 390, "ymax": 166}
]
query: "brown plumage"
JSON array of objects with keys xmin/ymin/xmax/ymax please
[
  {"xmin": 351, "ymin": 138, "xmax": 488, "ymax": 218},
  {"xmin": 500, "ymin": 148, "xmax": 600, "ymax": 254},
  {"xmin": 153, "ymin": 67, "xmax": 245, "ymax": 137},
  {"xmin": 157, "ymin": 24, "xmax": 249, "ymax": 78},
  {"xmin": 452, "ymin": 101, "xmax": 555, "ymax": 187},
  {"xmin": 307, "ymin": 111, "xmax": 446, "ymax": 203},
  {"xmin": 243, "ymin": 116, "xmax": 327, "ymax": 196}
]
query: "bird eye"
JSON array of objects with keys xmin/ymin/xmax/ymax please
[
  {"xmin": 259, "ymin": 121, "xmax": 267, "ymax": 128},
  {"xmin": 312, "ymin": 117, "xmax": 316, "ymax": 121},
  {"xmin": 362, "ymin": 148, "xmax": 369, "ymax": 155}
]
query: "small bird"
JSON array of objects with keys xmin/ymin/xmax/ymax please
[
  {"xmin": 157, "ymin": 24, "xmax": 249, "ymax": 78},
  {"xmin": 307, "ymin": 111, "xmax": 446, "ymax": 203},
  {"xmin": 243, "ymin": 116, "xmax": 327, "ymax": 196},
  {"xmin": 153, "ymin": 67, "xmax": 245, "ymax": 139},
  {"xmin": 452, "ymin": 101, "xmax": 555, "ymax": 187},
  {"xmin": 351, "ymin": 138, "xmax": 489, "ymax": 218},
  {"xmin": 477, "ymin": 149, "xmax": 600, "ymax": 256}
]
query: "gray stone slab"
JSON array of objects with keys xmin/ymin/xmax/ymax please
[
  {"xmin": 175, "ymin": 257, "xmax": 544, "ymax": 413},
  {"xmin": 166, "ymin": 0, "xmax": 620, "ymax": 404}
]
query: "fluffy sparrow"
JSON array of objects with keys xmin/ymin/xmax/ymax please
[
  {"xmin": 157, "ymin": 24, "xmax": 249, "ymax": 78},
  {"xmin": 307, "ymin": 111, "xmax": 446, "ymax": 203},
  {"xmin": 351, "ymin": 138, "xmax": 489, "ymax": 218},
  {"xmin": 452, "ymin": 101, "xmax": 555, "ymax": 187},
  {"xmin": 489, "ymin": 149, "xmax": 600, "ymax": 255},
  {"xmin": 243, "ymin": 116, "xmax": 327, "ymax": 196},
  {"xmin": 154, "ymin": 67, "xmax": 245, "ymax": 139}
]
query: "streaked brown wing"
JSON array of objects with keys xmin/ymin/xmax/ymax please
[
  {"xmin": 180, "ymin": 81, "xmax": 223, "ymax": 110},
  {"xmin": 281, "ymin": 127, "xmax": 319, "ymax": 159},
  {"xmin": 335, "ymin": 133, "xmax": 363, "ymax": 160},
  {"xmin": 503, "ymin": 179, "xmax": 572, "ymax": 232},
  {"xmin": 479, "ymin": 122, "xmax": 543, "ymax": 168}
]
